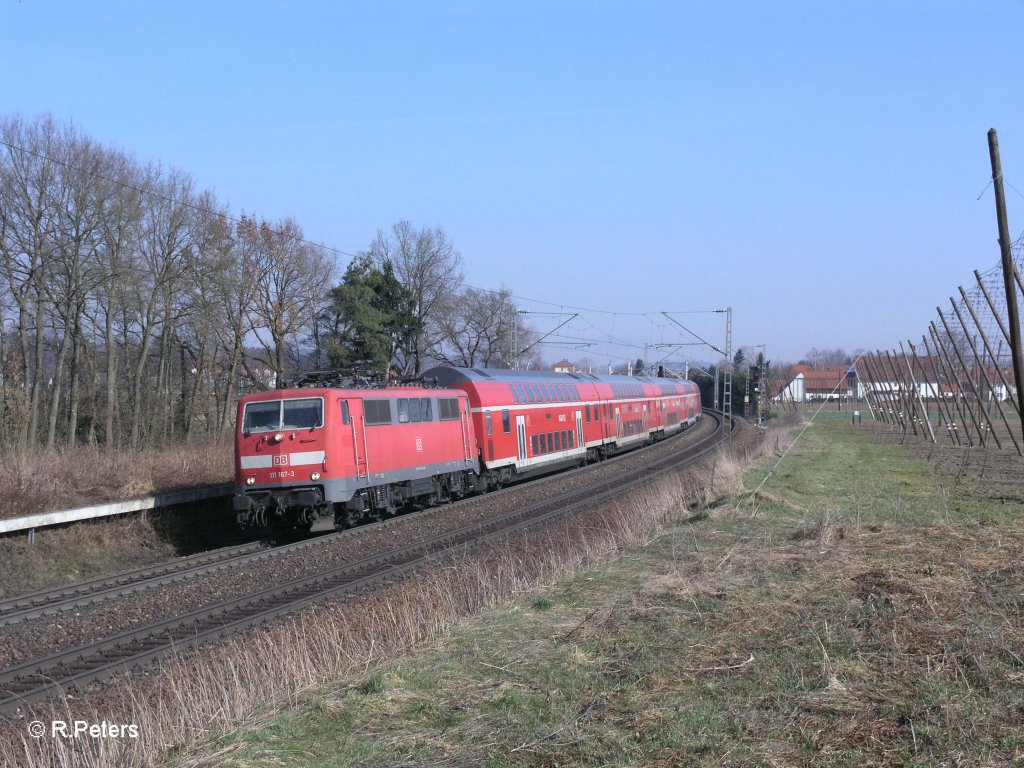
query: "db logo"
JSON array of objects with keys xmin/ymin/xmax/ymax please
[{"xmin": 273, "ymin": 455, "xmax": 289, "ymax": 466}]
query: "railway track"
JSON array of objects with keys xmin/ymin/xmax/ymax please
[
  {"xmin": 0, "ymin": 541, "xmax": 264, "ymax": 627},
  {"xmin": 0, "ymin": 411, "xmax": 730, "ymax": 714}
]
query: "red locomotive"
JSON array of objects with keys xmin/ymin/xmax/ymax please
[{"xmin": 233, "ymin": 367, "xmax": 701, "ymax": 533}]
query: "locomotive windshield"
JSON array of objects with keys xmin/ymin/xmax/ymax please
[{"xmin": 242, "ymin": 397, "xmax": 324, "ymax": 433}]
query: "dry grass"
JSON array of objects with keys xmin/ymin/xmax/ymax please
[{"xmin": 0, "ymin": 441, "xmax": 232, "ymax": 520}]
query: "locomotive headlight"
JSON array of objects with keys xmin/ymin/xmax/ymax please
[
  {"xmin": 246, "ymin": 476, "xmax": 256, "ymax": 486},
  {"xmin": 310, "ymin": 472, "xmax": 321, "ymax": 480},
  {"xmin": 273, "ymin": 433, "xmax": 284, "ymax": 443}
]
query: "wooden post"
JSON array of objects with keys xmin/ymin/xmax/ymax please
[
  {"xmin": 914, "ymin": 336, "xmax": 960, "ymax": 445},
  {"xmin": 987, "ymin": 128, "xmax": 1024, "ymax": 447},
  {"xmin": 929, "ymin": 322, "xmax": 975, "ymax": 446},
  {"xmin": 950, "ymin": 297, "xmax": 1019, "ymax": 454}
]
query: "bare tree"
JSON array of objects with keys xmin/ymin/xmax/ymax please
[
  {"xmin": 365, "ymin": 220, "xmax": 463, "ymax": 375},
  {"xmin": 121, "ymin": 166, "xmax": 196, "ymax": 446},
  {"xmin": 93, "ymin": 148, "xmax": 145, "ymax": 446},
  {"xmin": 433, "ymin": 286, "xmax": 517, "ymax": 368},
  {"xmin": 0, "ymin": 115, "xmax": 70, "ymax": 445},
  {"xmin": 801, "ymin": 347, "xmax": 851, "ymax": 369},
  {"xmin": 242, "ymin": 216, "xmax": 333, "ymax": 388},
  {"xmin": 45, "ymin": 133, "xmax": 106, "ymax": 446}
]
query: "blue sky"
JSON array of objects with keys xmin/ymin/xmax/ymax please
[{"xmin": 3, "ymin": 1, "xmax": 1023, "ymax": 368}]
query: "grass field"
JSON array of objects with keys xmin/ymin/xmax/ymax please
[{"xmin": 180, "ymin": 413, "xmax": 1023, "ymax": 767}]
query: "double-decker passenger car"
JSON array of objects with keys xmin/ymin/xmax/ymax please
[
  {"xmin": 233, "ymin": 367, "xmax": 702, "ymax": 533},
  {"xmin": 422, "ymin": 367, "xmax": 702, "ymax": 484}
]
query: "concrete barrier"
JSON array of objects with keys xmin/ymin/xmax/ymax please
[{"xmin": 0, "ymin": 483, "xmax": 234, "ymax": 540}]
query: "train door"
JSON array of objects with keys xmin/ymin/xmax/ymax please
[
  {"xmin": 459, "ymin": 398, "xmax": 473, "ymax": 462},
  {"xmin": 516, "ymin": 415, "xmax": 527, "ymax": 462},
  {"xmin": 575, "ymin": 410, "xmax": 583, "ymax": 449},
  {"xmin": 346, "ymin": 399, "xmax": 368, "ymax": 478},
  {"xmin": 615, "ymin": 407, "xmax": 622, "ymax": 439},
  {"xmin": 643, "ymin": 404, "xmax": 648, "ymax": 433}
]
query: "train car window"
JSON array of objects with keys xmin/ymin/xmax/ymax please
[
  {"xmin": 281, "ymin": 398, "xmax": 323, "ymax": 430},
  {"xmin": 531, "ymin": 434, "xmax": 538, "ymax": 456},
  {"xmin": 539, "ymin": 434, "xmax": 547, "ymax": 453},
  {"xmin": 421, "ymin": 398, "xmax": 432, "ymax": 421},
  {"xmin": 512, "ymin": 386, "xmax": 520, "ymax": 405},
  {"xmin": 486, "ymin": 411, "xmax": 493, "ymax": 436},
  {"xmin": 409, "ymin": 398, "xmax": 422, "ymax": 422},
  {"xmin": 502, "ymin": 409, "xmax": 510, "ymax": 434},
  {"xmin": 555, "ymin": 432, "xmax": 562, "ymax": 451},
  {"xmin": 569, "ymin": 431, "xmax": 575, "ymax": 448},
  {"xmin": 397, "ymin": 398, "xmax": 410, "ymax": 423},
  {"xmin": 364, "ymin": 399, "xmax": 392, "ymax": 425},
  {"xmin": 341, "ymin": 400, "xmax": 351, "ymax": 425}
]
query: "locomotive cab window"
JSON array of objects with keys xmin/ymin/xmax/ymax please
[
  {"xmin": 284, "ymin": 399, "xmax": 322, "ymax": 429},
  {"xmin": 243, "ymin": 401, "xmax": 279, "ymax": 433},
  {"xmin": 341, "ymin": 400, "xmax": 351, "ymax": 425},
  {"xmin": 243, "ymin": 397, "xmax": 323, "ymax": 433}
]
